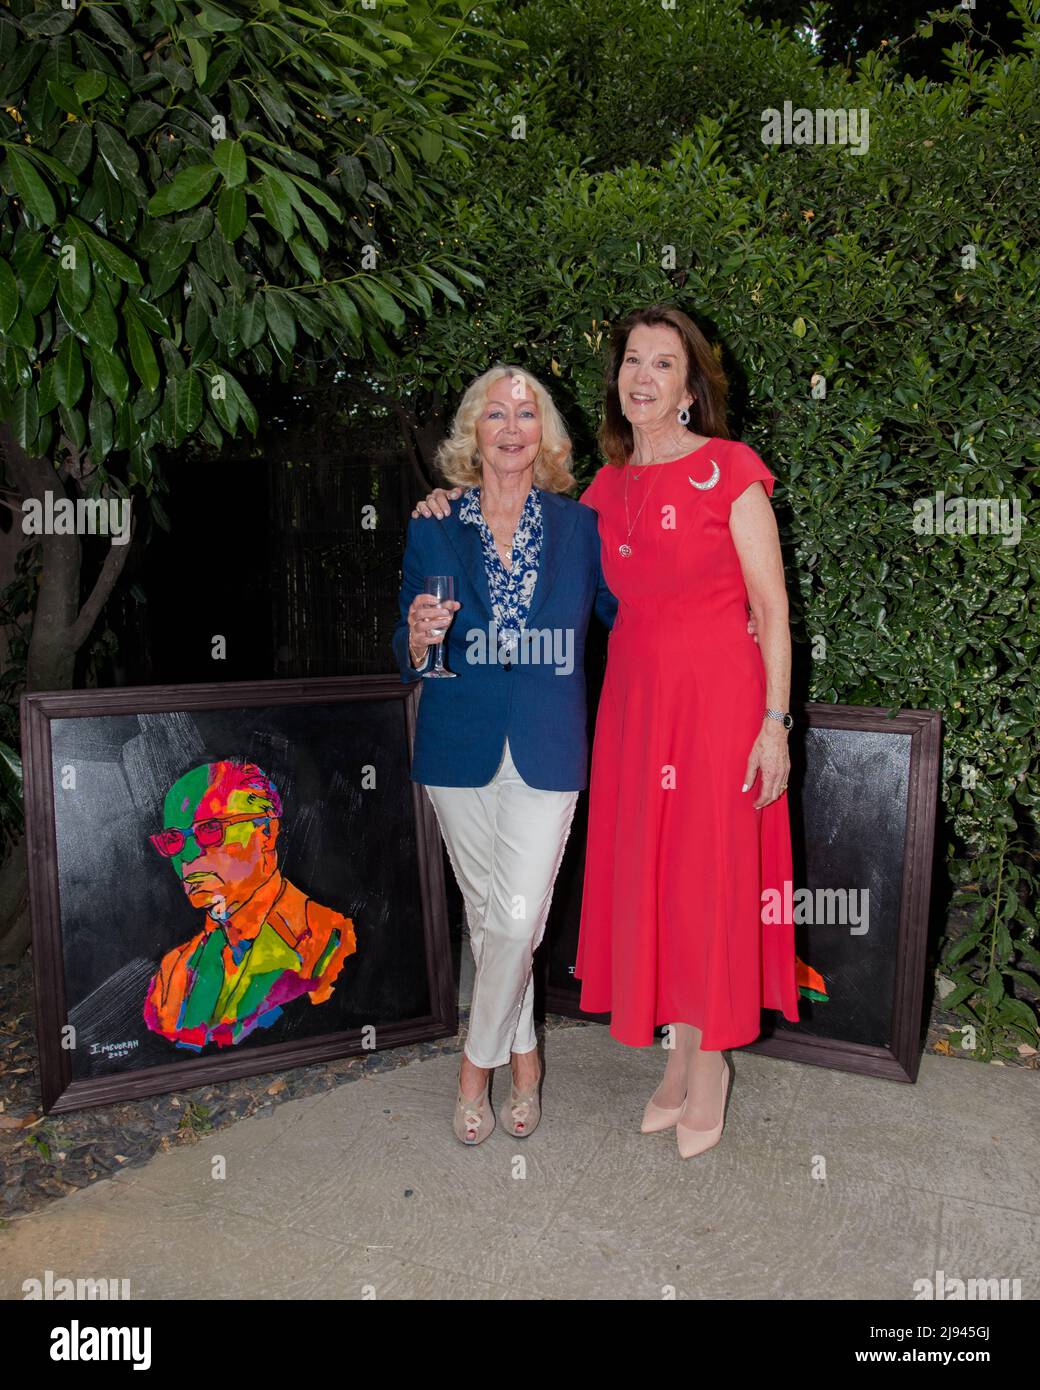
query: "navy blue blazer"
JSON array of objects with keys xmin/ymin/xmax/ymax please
[{"xmin": 392, "ymin": 490, "xmax": 617, "ymax": 791}]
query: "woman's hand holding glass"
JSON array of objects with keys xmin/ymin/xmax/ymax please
[{"xmin": 407, "ymin": 591, "xmax": 461, "ymax": 667}]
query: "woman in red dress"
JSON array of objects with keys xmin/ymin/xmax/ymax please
[{"xmin": 575, "ymin": 304, "xmax": 800, "ymax": 1157}]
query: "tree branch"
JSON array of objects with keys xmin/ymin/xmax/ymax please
[{"xmin": 68, "ymin": 508, "xmax": 137, "ymax": 651}]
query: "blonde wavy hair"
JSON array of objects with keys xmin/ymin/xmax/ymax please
[{"xmin": 432, "ymin": 365, "xmax": 577, "ymax": 493}]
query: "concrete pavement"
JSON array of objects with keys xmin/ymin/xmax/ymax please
[{"xmin": 1, "ymin": 1019, "xmax": 1035, "ymax": 1300}]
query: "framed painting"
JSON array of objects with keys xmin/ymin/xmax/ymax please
[
  {"xmin": 544, "ymin": 702, "xmax": 942, "ymax": 1082},
  {"xmin": 21, "ymin": 675, "xmax": 455, "ymax": 1114}
]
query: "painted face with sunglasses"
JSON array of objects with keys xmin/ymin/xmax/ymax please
[
  {"xmin": 144, "ymin": 760, "xmax": 357, "ymax": 1051},
  {"xmin": 150, "ymin": 763, "xmax": 281, "ymax": 922}
]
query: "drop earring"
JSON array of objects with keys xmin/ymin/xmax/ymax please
[{"xmin": 677, "ymin": 405, "xmax": 691, "ymax": 426}]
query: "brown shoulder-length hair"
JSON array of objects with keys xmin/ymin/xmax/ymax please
[
  {"xmin": 599, "ymin": 305, "xmax": 730, "ymax": 467},
  {"xmin": 433, "ymin": 364, "xmax": 577, "ymax": 493}
]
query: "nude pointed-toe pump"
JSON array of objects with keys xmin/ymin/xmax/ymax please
[
  {"xmin": 676, "ymin": 1054, "xmax": 732, "ymax": 1159},
  {"xmin": 641, "ymin": 1092, "xmax": 686, "ymax": 1133}
]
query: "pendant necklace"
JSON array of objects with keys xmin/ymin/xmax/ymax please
[{"xmin": 620, "ymin": 440, "xmax": 672, "ymax": 556}]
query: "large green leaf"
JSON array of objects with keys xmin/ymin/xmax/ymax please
[
  {"xmin": 20, "ymin": 247, "xmax": 57, "ymax": 316},
  {"xmin": 66, "ymin": 217, "xmax": 143, "ymax": 286},
  {"xmin": 203, "ymin": 362, "xmax": 240, "ymax": 432},
  {"xmin": 283, "ymin": 170, "xmax": 343, "ymax": 222},
  {"xmin": 96, "ymin": 122, "xmax": 146, "ymax": 197},
  {"xmin": 147, "ymin": 165, "xmax": 221, "ymax": 216},
  {"xmin": 161, "ymin": 370, "xmax": 204, "ymax": 444},
  {"xmin": 124, "ymin": 305, "xmax": 160, "ymax": 393},
  {"xmin": 263, "ymin": 289, "xmax": 297, "ymax": 354},
  {"xmin": 57, "ymin": 402, "xmax": 87, "ymax": 451},
  {"xmin": 288, "ymin": 237, "xmax": 321, "ymax": 280},
  {"xmin": 89, "ymin": 345, "xmax": 130, "ymax": 404},
  {"xmin": 324, "ymin": 283, "xmax": 362, "ymax": 345},
  {"xmin": 254, "ymin": 176, "xmax": 296, "ymax": 239},
  {"xmin": 4, "ymin": 148, "xmax": 57, "ymax": 223},
  {"xmin": 216, "ymin": 185, "xmax": 247, "ymax": 241},
  {"xmin": 74, "ymin": 71, "xmax": 108, "ymax": 102},
  {"xmin": 353, "ymin": 278, "xmax": 405, "ymax": 332},
  {"xmin": 128, "ymin": 297, "xmax": 170, "ymax": 337},
  {"xmin": 88, "ymin": 395, "xmax": 115, "ymax": 460},
  {"xmin": 124, "ymin": 102, "xmax": 165, "ymax": 139},
  {"xmin": 53, "ymin": 333, "xmax": 85, "ymax": 408},
  {"xmin": 7, "ymin": 300, "xmax": 36, "ymax": 351},
  {"xmin": 37, "ymin": 360, "xmax": 59, "ymax": 417},
  {"xmin": 213, "ymin": 139, "xmax": 247, "ymax": 188},
  {"xmin": 10, "ymin": 385, "xmax": 40, "ymax": 450},
  {"xmin": 0, "ymin": 258, "xmax": 20, "ymax": 331},
  {"xmin": 80, "ymin": 285, "xmax": 119, "ymax": 351},
  {"xmin": 56, "ymin": 237, "xmax": 92, "ymax": 313},
  {"xmin": 53, "ymin": 123, "xmax": 93, "ymax": 177},
  {"xmin": 236, "ymin": 296, "xmax": 265, "ymax": 347},
  {"xmin": 224, "ymin": 370, "xmax": 258, "ymax": 433}
]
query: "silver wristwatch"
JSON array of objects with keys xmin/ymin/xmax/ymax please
[{"xmin": 765, "ymin": 708, "xmax": 794, "ymax": 730}]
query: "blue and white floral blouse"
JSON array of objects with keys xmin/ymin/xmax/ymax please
[{"xmin": 460, "ymin": 485, "xmax": 543, "ymax": 659}]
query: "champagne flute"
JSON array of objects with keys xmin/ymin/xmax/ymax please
[{"xmin": 421, "ymin": 575, "xmax": 457, "ymax": 679}]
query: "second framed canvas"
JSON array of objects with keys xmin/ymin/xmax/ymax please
[
  {"xmin": 21, "ymin": 676, "xmax": 455, "ymax": 1114},
  {"xmin": 544, "ymin": 701, "xmax": 942, "ymax": 1083}
]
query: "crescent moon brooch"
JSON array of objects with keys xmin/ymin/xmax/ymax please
[{"xmin": 688, "ymin": 460, "xmax": 720, "ymax": 490}]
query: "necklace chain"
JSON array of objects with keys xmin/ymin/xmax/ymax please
[
  {"xmin": 629, "ymin": 433, "xmax": 700, "ymax": 477},
  {"xmin": 621, "ymin": 434, "xmax": 701, "ymax": 554},
  {"xmin": 622, "ymin": 456, "xmax": 665, "ymax": 551}
]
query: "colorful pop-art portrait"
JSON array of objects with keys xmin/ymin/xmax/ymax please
[
  {"xmin": 795, "ymin": 955, "xmax": 828, "ymax": 1003},
  {"xmin": 144, "ymin": 760, "xmax": 357, "ymax": 1052}
]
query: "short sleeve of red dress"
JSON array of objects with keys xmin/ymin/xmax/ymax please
[{"xmin": 725, "ymin": 442, "xmax": 776, "ymax": 507}]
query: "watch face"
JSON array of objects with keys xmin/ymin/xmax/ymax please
[{"xmin": 783, "ymin": 713, "xmax": 794, "ymax": 729}]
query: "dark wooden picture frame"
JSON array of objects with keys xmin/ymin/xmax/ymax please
[
  {"xmin": 21, "ymin": 676, "xmax": 456, "ymax": 1114},
  {"xmin": 544, "ymin": 702, "xmax": 942, "ymax": 1083}
]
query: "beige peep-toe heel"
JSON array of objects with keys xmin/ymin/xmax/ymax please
[
  {"xmin": 454, "ymin": 1080, "xmax": 496, "ymax": 1145},
  {"xmin": 501, "ymin": 1072, "xmax": 542, "ymax": 1137}
]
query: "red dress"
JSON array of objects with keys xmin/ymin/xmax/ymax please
[{"xmin": 575, "ymin": 437, "xmax": 801, "ymax": 1049}]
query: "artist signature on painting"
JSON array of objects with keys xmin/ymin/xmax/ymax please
[{"xmin": 88, "ymin": 1040, "xmax": 140, "ymax": 1059}]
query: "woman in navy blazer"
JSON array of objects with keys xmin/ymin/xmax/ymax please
[{"xmin": 393, "ymin": 365, "xmax": 616, "ymax": 1144}]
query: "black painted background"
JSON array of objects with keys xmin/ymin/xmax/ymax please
[
  {"xmin": 546, "ymin": 723, "xmax": 909, "ymax": 1050},
  {"xmin": 49, "ymin": 697, "xmax": 431, "ymax": 1080}
]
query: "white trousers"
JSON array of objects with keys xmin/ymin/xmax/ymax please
[{"xmin": 424, "ymin": 740, "xmax": 579, "ymax": 1069}]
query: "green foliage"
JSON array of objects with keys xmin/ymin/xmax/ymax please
[
  {"xmin": 0, "ymin": 0, "xmax": 505, "ymax": 497},
  {"xmin": 385, "ymin": 0, "xmax": 1040, "ymax": 1058},
  {"xmin": 0, "ymin": 0, "xmax": 513, "ymax": 847}
]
